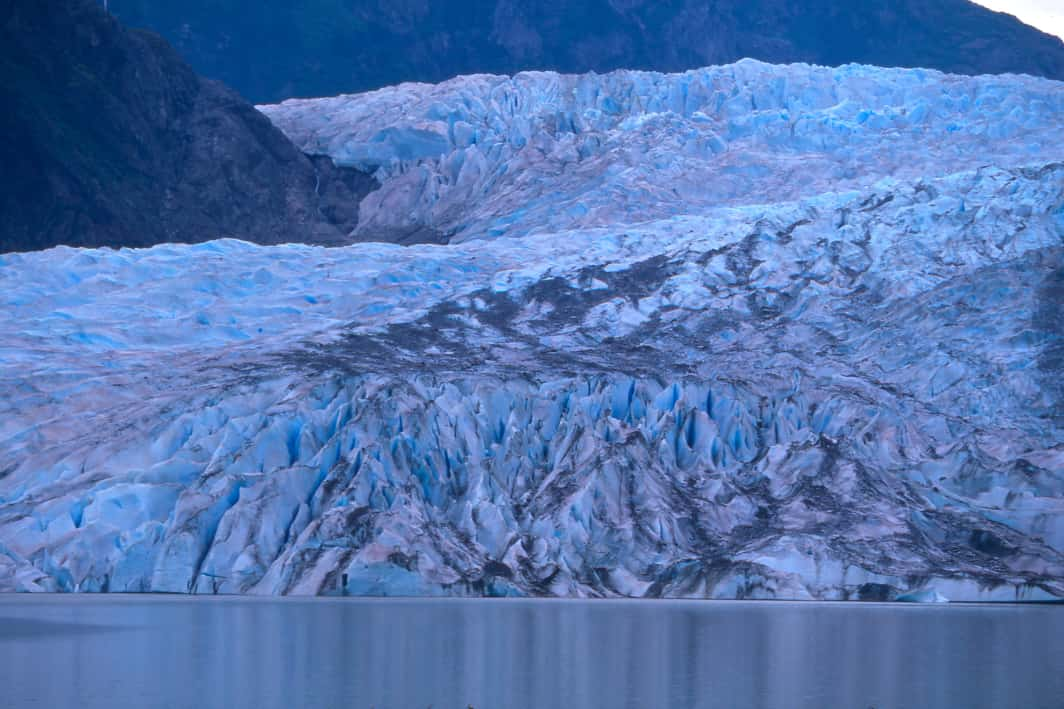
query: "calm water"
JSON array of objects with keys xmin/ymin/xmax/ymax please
[{"xmin": 0, "ymin": 597, "xmax": 1061, "ymax": 709}]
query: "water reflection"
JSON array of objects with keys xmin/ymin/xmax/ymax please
[
  {"xmin": 0, "ymin": 598, "xmax": 1060, "ymax": 708},
  {"xmin": 0, "ymin": 616, "xmax": 133, "ymax": 640}
]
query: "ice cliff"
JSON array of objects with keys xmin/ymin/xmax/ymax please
[{"xmin": 1, "ymin": 61, "xmax": 1062, "ymax": 600}]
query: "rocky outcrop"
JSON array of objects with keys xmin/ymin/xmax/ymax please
[
  {"xmin": 0, "ymin": 0, "xmax": 377, "ymax": 253},
  {"xmin": 103, "ymin": 0, "xmax": 1064, "ymax": 103}
]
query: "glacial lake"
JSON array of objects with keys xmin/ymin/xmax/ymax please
[{"xmin": 0, "ymin": 597, "xmax": 1061, "ymax": 709}]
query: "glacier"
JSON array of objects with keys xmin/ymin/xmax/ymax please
[
  {"xmin": 262, "ymin": 59, "xmax": 1064, "ymax": 244},
  {"xmin": 1, "ymin": 61, "xmax": 1063, "ymax": 600}
]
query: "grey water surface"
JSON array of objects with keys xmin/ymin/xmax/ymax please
[{"xmin": 0, "ymin": 597, "xmax": 1061, "ymax": 709}]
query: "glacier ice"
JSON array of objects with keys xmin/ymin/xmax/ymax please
[
  {"xmin": 896, "ymin": 588, "xmax": 950, "ymax": 603},
  {"xmin": 262, "ymin": 60, "xmax": 1064, "ymax": 245},
  {"xmin": 1, "ymin": 61, "xmax": 1063, "ymax": 599}
]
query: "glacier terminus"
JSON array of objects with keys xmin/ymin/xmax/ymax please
[{"xmin": 1, "ymin": 60, "xmax": 1062, "ymax": 601}]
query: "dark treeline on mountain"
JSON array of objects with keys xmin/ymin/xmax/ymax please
[
  {"xmin": 0, "ymin": 0, "xmax": 377, "ymax": 252},
  {"xmin": 102, "ymin": 0, "xmax": 1064, "ymax": 103}
]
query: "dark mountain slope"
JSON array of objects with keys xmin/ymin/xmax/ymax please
[
  {"xmin": 104, "ymin": 0, "xmax": 1064, "ymax": 103},
  {"xmin": 0, "ymin": 0, "xmax": 376, "ymax": 253}
]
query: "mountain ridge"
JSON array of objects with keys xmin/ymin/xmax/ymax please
[
  {"xmin": 103, "ymin": 0, "xmax": 1064, "ymax": 103},
  {"xmin": 0, "ymin": 0, "xmax": 377, "ymax": 253}
]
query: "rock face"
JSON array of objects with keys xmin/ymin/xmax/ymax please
[
  {"xmin": 1, "ymin": 63, "xmax": 1062, "ymax": 600},
  {"xmin": 0, "ymin": 0, "xmax": 377, "ymax": 253},
  {"xmin": 103, "ymin": 0, "xmax": 1064, "ymax": 103}
]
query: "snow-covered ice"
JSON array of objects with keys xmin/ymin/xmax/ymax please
[{"xmin": 1, "ymin": 61, "xmax": 1062, "ymax": 599}]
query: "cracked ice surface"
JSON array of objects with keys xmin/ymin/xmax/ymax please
[
  {"xmin": 262, "ymin": 59, "xmax": 1064, "ymax": 244},
  {"xmin": 1, "ymin": 62, "xmax": 1063, "ymax": 599}
]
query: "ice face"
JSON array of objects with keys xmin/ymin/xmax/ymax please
[{"xmin": 1, "ymin": 61, "xmax": 1062, "ymax": 599}]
